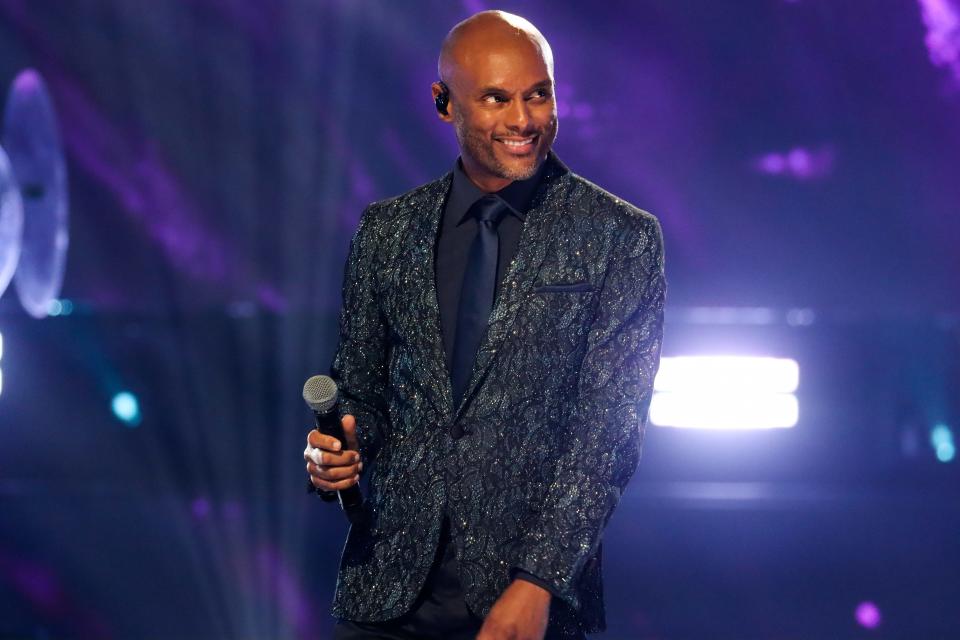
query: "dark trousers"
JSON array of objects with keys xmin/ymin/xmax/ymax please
[{"xmin": 332, "ymin": 518, "xmax": 587, "ymax": 640}]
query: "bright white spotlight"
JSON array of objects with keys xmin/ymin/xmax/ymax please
[
  {"xmin": 655, "ymin": 356, "xmax": 799, "ymax": 393},
  {"xmin": 111, "ymin": 391, "xmax": 141, "ymax": 426},
  {"xmin": 651, "ymin": 356, "xmax": 800, "ymax": 429},
  {"xmin": 651, "ymin": 392, "xmax": 798, "ymax": 429}
]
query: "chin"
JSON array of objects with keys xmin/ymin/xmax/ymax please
[{"xmin": 499, "ymin": 153, "xmax": 545, "ymax": 181}]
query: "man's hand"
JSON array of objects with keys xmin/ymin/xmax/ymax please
[
  {"xmin": 304, "ymin": 414, "xmax": 362, "ymax": 491},
  {"xmin": 476, "ymin": 579, "xmax": 551, "ymax": 640}
]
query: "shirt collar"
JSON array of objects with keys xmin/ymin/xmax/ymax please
[{"xmin": 448, "ymin": 157, "xmax": 547, "ymax": 226}]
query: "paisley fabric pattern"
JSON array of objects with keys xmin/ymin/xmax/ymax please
[{"xmin": 328, "ymin": 154, "xmax": 666, "ymax": 634}]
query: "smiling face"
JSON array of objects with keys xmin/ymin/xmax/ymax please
[{"xmin": 434, "ymin": 12, "xmax": 558, "ymax": 192}]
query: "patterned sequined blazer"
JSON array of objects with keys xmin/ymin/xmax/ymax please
[{"xmin": 328, "ymin": 152, "xmax": 666, "ymax": 634}]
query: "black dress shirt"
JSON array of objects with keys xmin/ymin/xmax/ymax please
[
  {"xmin": 434, "ymin": 157, "xmax": 558, "ymax": 598},
  {"xmin": 435, "ymin": 158, "xmax": 545, "ymax": 375}
]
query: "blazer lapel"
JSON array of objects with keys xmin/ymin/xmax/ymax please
[
  {"xmin": 453, "ymin": 157, "xmax": 569, "ymax": 421},
  {"xmin": 403, "ymin": 173, "xmax": 457, "ymax": 421}
]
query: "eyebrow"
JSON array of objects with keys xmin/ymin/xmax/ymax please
[{"xmin": 475, "ymin": 80, "xmax": 552, "ymax": 95}]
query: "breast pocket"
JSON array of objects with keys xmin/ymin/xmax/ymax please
[
  {"xmin": 526, "ymin": 281, "xmax": 598, "ymax": 341},
  {"xmin": 532, "ymin": 281, "xmax": 596, "ymax": 294}
]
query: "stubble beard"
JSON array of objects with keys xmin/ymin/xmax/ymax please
[{"xmin": 454, "ymin": 111, "xmax": 558, "ymax": 182}]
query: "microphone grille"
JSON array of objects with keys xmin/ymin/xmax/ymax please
[{"xmin": 302, "ymin": 375, "xmax": 338, "ymax": 413}]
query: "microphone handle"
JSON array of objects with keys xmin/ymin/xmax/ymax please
[{"xmin": 308, "ymin": 408, "xmax": 366, "ymax": 525}]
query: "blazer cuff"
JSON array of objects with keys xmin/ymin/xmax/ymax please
[{"xmin": 510, "ymin": 567, "xmax": 562, "ymax": 599}]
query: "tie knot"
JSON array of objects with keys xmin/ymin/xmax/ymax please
[{"xmin": 469, "ymin": 195, "xmax": 509, "ymax": 227}]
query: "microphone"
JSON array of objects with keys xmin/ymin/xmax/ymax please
[{"xmin": 303, "ymin": 374, "xmax": 366, "ymax": 525}]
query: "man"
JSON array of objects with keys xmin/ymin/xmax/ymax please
[{"xmin": 304, "ymin": 10, "xmax": 665, "ymax": 640}]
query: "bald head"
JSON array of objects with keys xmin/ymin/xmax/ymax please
[{"xmin": 438, "ymin": 10, "xmax": 554, "ymax": 87}]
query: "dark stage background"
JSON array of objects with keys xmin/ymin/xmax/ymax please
[{"xmin": 1, "ymin": 1, "xmax": 958, "ymax": 638}]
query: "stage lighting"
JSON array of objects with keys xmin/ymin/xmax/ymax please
[
  {"xmin": 111, "ymin": 391, "xmax": 141, "ymax": 426},
  {"xmin": 650, "ymin": 392, "xmax": 798, "ymax": 430},
  {"xmin": 45, "ymin": 298, "xmax": 72, "ymax": 316},
  {"xmin": 651, "ymin": 356, "xmax": 799, "ymax": 429},
  {"xmin": 930, "ymin": 424, "xmax": 955, "ymax": 463},
  {"xmin": 930, "ymin": 424, "xmax": 953, "ymax": 447},
  {"xmin": 753, "ymin": 146, "xmax": 834, "ymax": 180},
  {"xmin": 655, "ymin": 356, "xmax": 798, "ymax": 393},
  {"xmin": 191, "ymin": 497, "xmax": 211, "ymax": 519},
  {"xmin": 0, "ymin": 144, "xmax": 23, "ymax": 299},
  {"xmin": 855, "ymin": 601, "xmax": 882, "ymax": 629},
  {"xmin": 3, "ymin": 69, "xmax": 70, "ymax": 319},
  {"xmin": 0, "ymin": 331, "xmax": 3, "ymax": 397},
  {"xmin": 918, "ymin": 0, "xmax": 960, "ymax": 83},
  {"xmin": 937, "ymin": 443, "xmax": 957, "ymax": 463}
]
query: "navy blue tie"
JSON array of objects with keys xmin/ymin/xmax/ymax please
[{"xmin": 451, "ymin": 195, "xmax": 508, "ymax": 411}]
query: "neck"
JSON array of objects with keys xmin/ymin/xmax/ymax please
[{"xmin": 460, "ymin": 157, "xmax": 514, "ymax": 193}]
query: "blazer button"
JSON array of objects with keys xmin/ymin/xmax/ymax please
[{"xmin": 448, "ymin": 422, "xmax": 465, "ymax": 439}]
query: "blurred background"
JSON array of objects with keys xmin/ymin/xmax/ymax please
[{"xmin": 1, "ymin": 0, "xmax": 958, "ymax": 638}]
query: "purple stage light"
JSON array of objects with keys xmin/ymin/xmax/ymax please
[
  {"xmin": 191, "ymin": 497, "xmax": 211, "ymax": 519},
  {"xmin": 787, "ymin": 148, "xmax": 812, "ymax": 176},
  {"xmin": 758, "ymin": 153, "xmax": 786, "ymax": 175},
  {"xmin": 0, "ymin": 144, "xmax": 23, "ymax": 299},
  {"xmin": 255, "ymin": 545, "xmax": 318, "ymax": 636},
  {"xmin": 0, "ymin": 550, "xmax": 109, "ymax": 635},
  {"xmin": 918, "ymin": 0, "xmax": 960, "ymax": 84},
  {"xmin": 753, "ymin": 146, "xmax": 834, "ymax": 180},
  {"xmin": 855, "ymin": 601, "xmax": 882, "ymax": 629},
  {"xmin": 256, "ymin": 284, "xmax": 288, "ymax": 313},
  {"xmin": 3, "ymin": 69, "xmax": 70, "ymax": 318}
]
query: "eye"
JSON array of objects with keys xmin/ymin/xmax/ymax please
[
  {"xmin": 529, "ymin": 88, "xmax": 552, "ymax": 101},
  {"xmin": 482, "ymin": 94, "xmax": 509, "ymax": 104}
]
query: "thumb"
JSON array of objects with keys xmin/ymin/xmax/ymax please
[{"xmin": 341, "ymin": 414, "xmax": 360, "ymax": 452}]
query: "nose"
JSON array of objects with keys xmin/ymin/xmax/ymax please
[{"xmin": 506, "ymin": 98, "xmax": 530, "ymax": 131}]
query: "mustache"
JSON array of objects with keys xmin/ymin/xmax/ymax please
[
  {"xmin": 495, "ymin": 118, "xmax": 557, "ymax": 139},
  {"xmin": 494, "ymin": 130, "xmax": 543, "ymax": 138}
]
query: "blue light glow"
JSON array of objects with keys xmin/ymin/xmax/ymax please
[
  {"xmin": 46, "ymin": 299, "xmax": 73, "ymax": 316},
  {"xmin": 930, "ymin": 424, "xmax": 953, "ymax": 448},
  {"xmin": 930, "ymin": 424, "xmax": 955, "ymax": 463},
  {"xmin": 936, "ymin": 442, "xmax": 956, "ymax": 463},
  {"xmin": 111, "ymin": 391, "xmax": 141, "ymax": 426}
]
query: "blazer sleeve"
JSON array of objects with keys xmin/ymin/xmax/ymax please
[
  {"xmin": 328, "ymin": 206, "xmax": 391, "ymax": 466},
  {"xmin": 512, "ymin": 214, "xmax": 666, "ymax": 611}
]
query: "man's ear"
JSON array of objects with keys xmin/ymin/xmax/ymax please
[{"xmin": 431, "ymin": 81, "xmax": 453, "ymax": 122}]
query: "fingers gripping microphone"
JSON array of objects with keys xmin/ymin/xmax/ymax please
[{"xmin": 303, "ymin": 375, "xmax": 366, "ymax": 525}]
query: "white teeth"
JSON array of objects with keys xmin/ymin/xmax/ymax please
[{"xmin": 500, "ymin": 137, "xmax": 533, "ymax": 147}]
